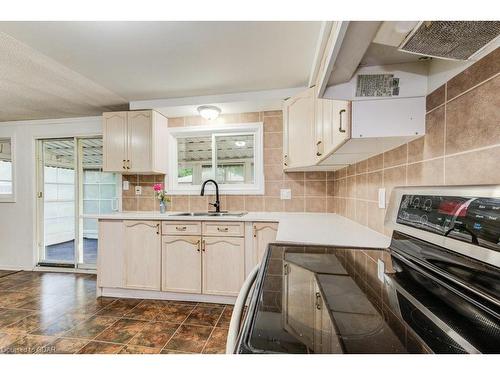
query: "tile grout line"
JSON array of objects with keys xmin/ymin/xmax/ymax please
[
  {"xmin": 158, "ymin": 302, "xmax": 198, "ymax": 353},
  {"xmin": 199, "ymin": 305, "xmax": 227, "ymax": 354}
]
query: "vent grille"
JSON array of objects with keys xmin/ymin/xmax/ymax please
[
  {"xmin": 356, "ymin": 74, "xmax": 400, "ymax": 97},
  {"xmin": 400, "ymin": 21, "xmax": 500, "ymax": 60}
]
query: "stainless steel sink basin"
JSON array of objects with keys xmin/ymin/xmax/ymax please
[{"xmin": 170, "ymin": 212, "xmax": 247, "ymax": 217}]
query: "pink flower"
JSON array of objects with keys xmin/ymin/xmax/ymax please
[{"xmin": 153, "ymin": 183, "xmax": 163, "ymax": 192}]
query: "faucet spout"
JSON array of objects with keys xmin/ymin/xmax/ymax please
[{"xmin": 200, "ymin": 179, "xmax": 221, "ymax": 213}]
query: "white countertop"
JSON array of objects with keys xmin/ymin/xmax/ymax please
[{"xmin": 87, "ymin": 211, "xmax": 391, "ymax": 250}]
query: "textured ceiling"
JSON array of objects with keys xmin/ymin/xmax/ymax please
[
  {"xmin": 0, "ymin": 32, "xmax": 128, "ymax": 122},
  {"xmin": 0, "ymin": 21, "xmax": 320, "ymax": 103}
]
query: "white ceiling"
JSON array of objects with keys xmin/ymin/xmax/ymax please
[{"xmin": 0, "ymin": 22, "xmax": 321, "ymax": 119}]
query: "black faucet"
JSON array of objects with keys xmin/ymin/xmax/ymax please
[{"xmin": 200, "ymin": 179, "xmax": 221, "ymax": 213}]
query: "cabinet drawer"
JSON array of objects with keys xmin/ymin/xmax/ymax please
[
  {"xmin": 162, "ymin": 221, "xmax": 201, "ymax": 235},
  {"xmin": 202, "ymin": 221, "xmax": 244, "ymax": 237}
]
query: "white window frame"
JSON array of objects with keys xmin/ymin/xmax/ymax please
[
  {"xmin": 0, "ymin": 137, "xmax": 15, "ymax": 203},
  {"xmin": 167, "ymin": 122, "xmax": 264, "ymax": 195}
]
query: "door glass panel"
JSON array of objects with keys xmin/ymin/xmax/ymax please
[
  {"xmin": 79, "ymin": 138, "xmax": 118, "ymax": 267},
  {"xmin": 38, "ymin": 137, "xmax": 119, "ymax": 269},
  {"xmin": 41, "ymin": 139, "xmax": 76, "ymax": 265},
  {"xmin": 214, "ymin": 134, "xmax": 254, "ymax": 184}
]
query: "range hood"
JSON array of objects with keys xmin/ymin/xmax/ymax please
[{"xmin": 399, "ymin": 21, "xmax": 500, "ymax": 61}]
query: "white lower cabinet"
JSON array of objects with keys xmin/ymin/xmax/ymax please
[
  {"xmin": 98, "ymin": 219, "xmax": 250, "ymax": 299},
  {"xmin": 202, "ymin": 236, "xmax": 245, "ymax": 296},
  {"xmin": 123, "ymin": 220, "xmax": 161, "ymax": 291},
  {"xmin": 253, "ymin": 222, "xmax": 278, "ymax": 264},
  {"xmin": 162, "ymin": 235, "xmax": 202, "ymax": 293},
  {"xmin": 159, "ymin": 221, "xmax": 245, "ymax": 297}
]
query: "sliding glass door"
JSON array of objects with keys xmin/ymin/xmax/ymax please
[{"xmin": 37, "ymin": 137, "xmax": 120, "ymax": 269}]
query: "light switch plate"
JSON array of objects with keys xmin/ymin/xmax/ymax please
[
  {"xmin": 280, "ymin": 189, "xmax": 291, "ymax": 200},
  {"xmin": 378, "ymin": 188, "xmax": 386, "ymax": 209},
  {"xmin": 377, "ymin": 259, "xmax": 385, "ymax": 282},
  {"xmin": 122, "ymin": 180, "xmax": 129, "ymax": 191},
  {"xmin": 135, "ymin": 185, "xmax": 142, "ymax": 195}
]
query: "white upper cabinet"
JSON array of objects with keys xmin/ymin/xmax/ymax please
[
  {"xmin": 282, "ymin": 86, "xmax": 424, "ymax": 172},
  {"xmin": 103, "ymin": 110, "xmax": 168, "ymax": 174},
  {"xmin": 283, "ymin": 87, "xmax": 316, "ymax": 170}
]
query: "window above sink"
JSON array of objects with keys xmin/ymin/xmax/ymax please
[{"xmin": 167, "ymin": 122, "xmax": 264, "ymax": 195}]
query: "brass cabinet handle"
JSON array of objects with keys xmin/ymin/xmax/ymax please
[
  {"xmin": 122, "ymin": 159, "xmax": 126, "ymax": 169},
  {"xmin": 253, "ymin": 225, "xmax": 257, "ymax": 238},
  {"xmin": 175, "ymin": 226, "xmax": 187, "ymax": 231},
  {"xmin": 283, "ymin": 154, "xmax": 288, "ymax": 167},
  {"xmin": 315, "ymin": 292, "xmax": 322, "ymax": 310},
  {"xmin": 126, "ymin": 159, "xmax": 131, "ymax": 169},
  {"xmin": 316, "ymin": 140, "xmax": 323, "ymax": 157},
  {"xmin": 156, "ymin": 223, "xmax": 160, "ymax": 235},
  {"xmin": 202, "ymin": 240, "xmax": 206, "ymax": 252},
  {"xmin": 217, "ymin": 227, "xmax": 229, "ymax": 232},
  {"xmin": 196, "ymin": 239, "xmax": 201, "ymax": 252},
  {"xmin": 339, "ymin": 109, "xmax": 346, "ymax": 133}
]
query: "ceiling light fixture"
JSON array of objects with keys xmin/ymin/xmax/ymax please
[{"xmin": 197, "ymin": 105, "xmax": 221, "ymax": 120}]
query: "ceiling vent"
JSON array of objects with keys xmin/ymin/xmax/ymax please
[{"xmin": 399, "ymin": 21, "xmax": 500, "ymax": 60}]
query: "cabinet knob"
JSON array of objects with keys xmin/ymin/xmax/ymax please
[
  {"xmin": 217, "ymin": 227, "xmax": 229, "ymax": 232},
  {"xmin": 176, "ymin": 226, "xmax": 187, "ymax": 231}
]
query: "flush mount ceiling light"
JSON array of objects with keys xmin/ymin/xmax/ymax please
[
  {"xmin": 197, "ymin": 105, "xmax": 221, "ymax": 120},
  {"xmin": 235, "ymin": 141, "xmax": 246, "ymax": 147}
]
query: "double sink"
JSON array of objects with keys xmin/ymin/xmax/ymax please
[{"xmin": 170, "ymin": 211, "xmax": 247, "ymax": 217}]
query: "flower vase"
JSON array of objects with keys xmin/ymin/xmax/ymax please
[{"xmin": 159, "ymin": 200, "xmax": 166, "ymax": 214}]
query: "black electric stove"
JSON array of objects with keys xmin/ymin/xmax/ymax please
[{"xmin": 235, "ymin": 186, "xmax": 500, "ymax": 354}]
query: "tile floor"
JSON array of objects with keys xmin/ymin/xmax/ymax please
[{"xmin": 0, "ymin": 271, "xmax": 230, "ymax": 354}]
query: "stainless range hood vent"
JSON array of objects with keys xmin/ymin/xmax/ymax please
[{"xmin": 399, "ymin": 21, "xmax": 500, "ymax": 60}]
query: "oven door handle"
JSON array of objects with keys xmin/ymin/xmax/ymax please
[{"xmin": 225, "ymin": 264, "xmax": 260, "ymax": 354}]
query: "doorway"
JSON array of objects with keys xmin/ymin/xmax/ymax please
[{"xmin": 36, "ymin": 137, "xmax": 121, "ymax": 269}]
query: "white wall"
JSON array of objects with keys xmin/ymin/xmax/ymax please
[{"xmin": 0, "ymin": 116, "xmax": 102, "ymax": 270}]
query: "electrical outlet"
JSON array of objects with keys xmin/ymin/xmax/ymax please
[
  {"xmin": 122, "ymin": 180, "xmax": 129, "ymax": 191},
  {"xmin": 378, "ymin": 188, "xmax": 386, "ymax": 209},
  {"xmin": 280, "ymin": 189, "xmax": 291, "ymax": 200},
  {"xmin": 135, "ymin": 185, "xmax": 142, "ymax": 195},
  {"xmin": 377, "ymin": 259, "xmax": 385, "ymax": 282}
]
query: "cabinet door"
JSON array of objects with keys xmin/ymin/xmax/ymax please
[
  {"xmin": 283, "ymin": 262, "xmax": 315, "ymax": 349},
  {"xmin": 313, "ymin": 281, "xmax": 342, "ymax": 353},
  {"xmin": 253, "ymin": 222, "xmax": 278, "ymax": 264},
  {"xmin": 103, "ymin": 112, "xmax": 128, "ymax": 172},
  {"xmin": 124, "ymin": 221, "xmax": 161, "ymax": 290},
  {"xmin": 162, "ymin": 235, "xmax": 202, "ymax": 293},
  {"xmin": 127, "ymin": 111, "xmax": 152, "ymax": 172},
  {"xmin": 202, "ymin": 236, "xmax": 245, "ymax": 296},
  {"xmin": 329, "ymin": 100, "xmax": 351, "ymax": 152},
  {"xmin": 283, "ymin": 87, "xmax": 315, "ymax": 169},
  {"xmin": 97, "ymin": 220, "xmax": 124, "ymax": 288}
]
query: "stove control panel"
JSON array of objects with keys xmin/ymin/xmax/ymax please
[{"xmin": 397, "ymin": 194, "xmax": 500, "ymax": 252}]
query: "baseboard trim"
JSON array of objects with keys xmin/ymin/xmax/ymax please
[
  {"xmin": 34, "ymin": 266, "xmax": 97, "ymax": 275},
  {"xmin": 100, "ymin": 287, "xmax": 237, "ymax": 305},
  {"xmin": 0, "ymin": 265, "xmax": 26, "ymax": 271}
]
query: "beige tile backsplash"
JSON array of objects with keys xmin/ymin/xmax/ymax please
[
  {"xmin": 123, "ymin": 110, "xmax": 336, "ymax": 213},
  {"xmin": 332, "ymin": 47, "xmax": 500, "ymax": 237}
]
